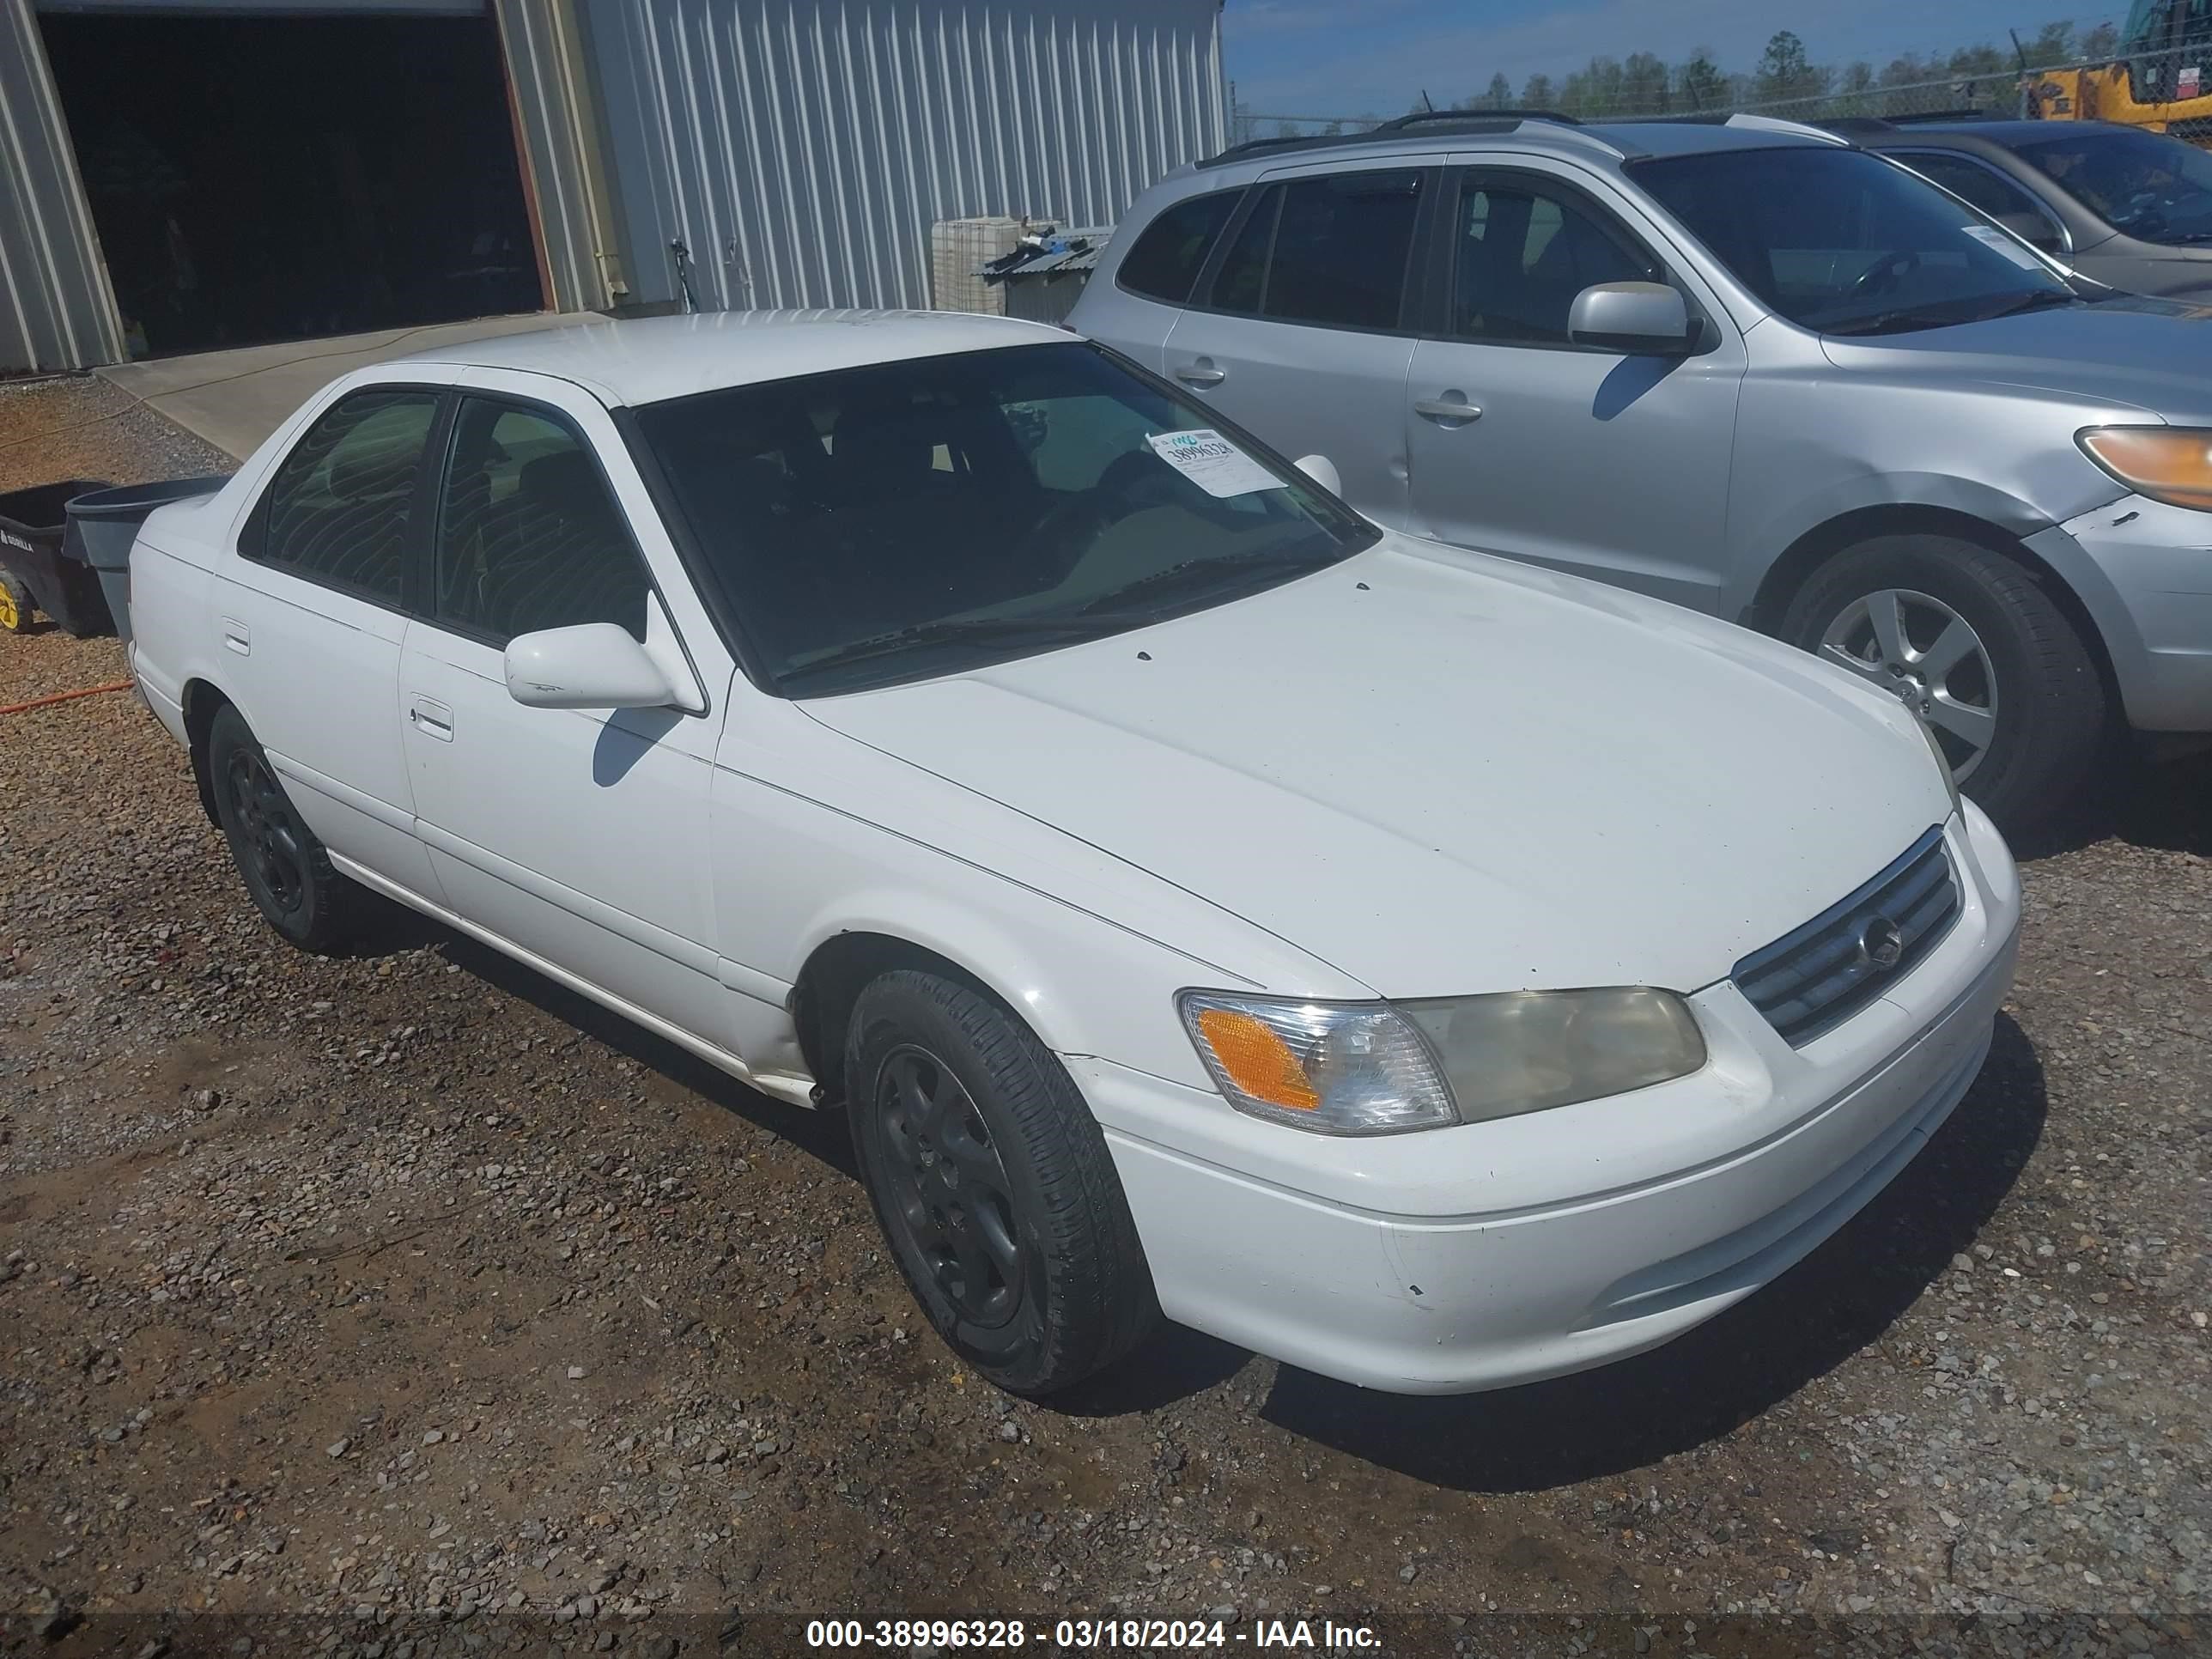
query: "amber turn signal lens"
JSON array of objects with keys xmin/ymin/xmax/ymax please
[
  {"xmin": 2078, "ymin": 427, "xmax": 2212, "ymax": 512},
  {"xmin": 1193, "ymin": 1007, "xmax": 1321, "ymax": 1110}
]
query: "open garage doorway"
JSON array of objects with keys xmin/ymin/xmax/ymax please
[{"xmin": 38, "ymin": 5, "xmax": 547, "ymax": 360}]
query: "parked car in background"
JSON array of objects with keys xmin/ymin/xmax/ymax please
[
  {"xmin": 1071, "ymin": 111, "xmax": 2212, "ymax": 830},
  {"xmin": 1846, "ymin": 117, "xmax": 2212, "ymax": 301},
  {"xmin": 123, "ymin": 311, "xmax": 2018, "ymax": 1398}
]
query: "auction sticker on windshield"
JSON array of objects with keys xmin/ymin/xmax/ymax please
[
  {"xmin": 1146, "ymin": 428, "xmax": 1281, "ymax": 497},
  {"xmin": 1960, "ymin": 223, "xmax": 2046, "ymax": 270}
]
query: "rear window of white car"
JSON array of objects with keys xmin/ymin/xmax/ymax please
[{"xmin": 246, "ymin": 388, "xmax": 438, "ymax": 605}]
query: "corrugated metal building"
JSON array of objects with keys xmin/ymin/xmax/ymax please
[{"xmin": 1, "ymin": 0, "xmax": 1224, "ymax": 374}]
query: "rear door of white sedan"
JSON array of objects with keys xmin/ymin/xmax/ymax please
[
  {"xmin": 395, "ymin": 368, "xmax": 738, "ymax": 1044},
  {"xmin": 213, "ymin": 378, "xmax": 449, "ymax": 898}
]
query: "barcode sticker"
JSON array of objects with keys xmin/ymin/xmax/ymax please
[{"xmin": 1145, "ymin": 428, "xmax": 1282, "ymax": 498}]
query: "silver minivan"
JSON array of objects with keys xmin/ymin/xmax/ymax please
[{"xmin": 1071, "ymin": 112, "xmax": 2212, "ymax": 830}]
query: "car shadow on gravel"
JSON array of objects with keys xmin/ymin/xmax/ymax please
[
  {"xmin": 429, "ymin": 933, "xmax": 860, "ymax": 1176},
  {"xmin": 1250, "ymin": 1012, "xmax": 2047, "ymax": 1493},
  {"xmin": 2009, "ymin": 746, "xmax": 2212, "ymax": 861},
  {"xmin": 2107, "ymin": 747, "xmax": 2212, "ymax": 858}
]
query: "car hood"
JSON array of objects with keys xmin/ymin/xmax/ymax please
[
  {"xmin": 799, "ymin": 539, "xmax": 1952, "ymax": 999},
  {"xmin": 1820, "ymin": 294, "xmax": 2212, "ymax": 421}
]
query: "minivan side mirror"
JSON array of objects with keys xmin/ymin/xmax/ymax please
[
  {"xmin": 1293, "ymin": 453, "xmax": 1342, "ymax": 495},
  {"xmin": 505, "ymin": 623, "xmax": 679, "ymax": 710},
  {"xmin": 1568, "ymin": 282, "xmax": 1696, "ymax": 356}
]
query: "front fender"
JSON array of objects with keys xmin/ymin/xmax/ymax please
[
  {"xmin": 1726, "ymin": 470, "xmax": 2063, "ymax": 620},
  {"xmin": 782, "ymin": 881, "xmax": 1229, "ymax": 1096}
]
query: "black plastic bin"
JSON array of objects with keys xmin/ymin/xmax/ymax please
[
  {"xmin": 64, "ymin": 477, "xmax": 230, "ymax": 647},
  {"xmin": 0, "ymin": 478, "xmax": 116, "ymax": 636}
]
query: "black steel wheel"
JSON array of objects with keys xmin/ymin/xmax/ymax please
[
  {"xmin": 204, "ymin": 704, "xmax": 366, "ymax": 951},
  {"xmin": 847, "ymin": 969, "xmax": 1158, "ymax": 1395},
  {"xmin": 872, "ymin": 1044, "xmax": 1032, "ymax": 1332}
]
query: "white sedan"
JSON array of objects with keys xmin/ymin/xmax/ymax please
[{"xmin": 125, "ymin": 311, "xmax": 2021, "ymax": 1396}]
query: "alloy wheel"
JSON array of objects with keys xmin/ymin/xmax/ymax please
[
  {"xmin": 1819, "ymin": 587, "xmax": 1999, "ymax": 782},
  {"xmin": 872, "ymin": 1044, "xmax": 1027, "ymax": 1328},
  {"xmin": 225, "ymin": 748, "xmax": 309, "ymax": 915}
]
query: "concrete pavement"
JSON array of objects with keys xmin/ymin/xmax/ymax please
[{"xmin": 97, "ymin": 311, "xmax": 594, "ymax": 459}]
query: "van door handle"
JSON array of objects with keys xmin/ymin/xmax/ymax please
[
  {"xmin": 1413, "ymin": 396, "xmax": 1483, "ymax": 423},
  {"xmin": 221, "ymin": 617, "xmax": 249, "ymax": 656},
  {"xmin": 1174, "ymin": 362, "xmax": 1225, "ymax": 388},
  {"xmin": 408, "ymin": 696, "xmax": 454, "ymax": 742}
]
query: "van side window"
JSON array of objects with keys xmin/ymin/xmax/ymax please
[
  {"xmin": 434, "ymin": 398, "xmax": 650, "ymax": 644},
  {"xmin": 1118, "ymin": 190, "xmax": 1242, "ymax": 303},
  {"xmin": 1206, "ymin": 170, "xmax": 1425, "ymax": 331},
  {"xmin": 248, "ymin": 389, "xmax": 438, "ymax": 605},
  {"xmin": 1453, "ymin": 179, "xmax": 1661, "ymax": 345}
]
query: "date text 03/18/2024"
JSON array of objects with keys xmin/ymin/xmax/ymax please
[{"xmin": 804, "ymin": 1618, "xmax": 1382, "ymax": 1649}]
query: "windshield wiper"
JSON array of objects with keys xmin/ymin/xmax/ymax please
[
  {"xmin": 779, "ymin": 615, "xmax": 1133, "ymax": 684},
  {"xmin": 1969, "ymin": 289, "xmax": 2081, "ymax": 322},
  {"xmin": 1823, "ymin": 307, "xmax": 1969, "ymax": 337},
  {"xmin": 1826, "ymin": 291, "xmax": 2068, "ymax": 336},
  {"xmin": 1074, "ymin": 549, "xmax": 1337, "ymax": 616}
]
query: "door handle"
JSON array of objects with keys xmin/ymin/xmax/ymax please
[
  {"xmin": 1413, "ymin": 396, "xmax": 1483, "ymax": 422},
  {"xmin": 408, "ymin": 696, "xmax": 454, "ymax": 743},
  {"xmin": 1174, "ymin": 363, "xmax": 1225, "ymax": 388},
  {"xmin": 221, "ymin": 617, "xmax": 249, "ymax": 656}
]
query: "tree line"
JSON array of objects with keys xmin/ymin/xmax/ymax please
[
  {"xmin": 1250, "ymin": 19, "xmax": 2136, "ymax": 135},
  {"xmin": 1455, "ymin": 21, "xmax": 2122, "ymax": 120}
]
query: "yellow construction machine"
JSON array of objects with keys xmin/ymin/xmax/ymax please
[{"xmin": 2025, "ymin": 2, "xmax": 2212, "ymax": 143}]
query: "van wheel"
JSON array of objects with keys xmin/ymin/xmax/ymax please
[
  {"xmin": 1782, "ymin": 533, "xmax": 2105, "ymax": 832},
  {"xmin": 205, "ymin": 705, "xmax": 366, "ymax": 952},
  {"xmin": 846, "ymin": 969, "xmax": 1158, "ymax": 1396}
]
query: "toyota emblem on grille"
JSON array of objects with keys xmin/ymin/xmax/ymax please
[{"xmin": 1857, "ymin": 915, "xmax": 1905, "ymax": 969}]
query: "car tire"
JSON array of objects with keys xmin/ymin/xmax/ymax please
[
  {"xmin": 1782, "ymin": 533, "xmax": 2106, "ymax": 832},
  {"xmin": 205, "ymin": 705, "xmax": 368, "ymax": 952},
  {"xmin": 845, "ymin": 969, "xmax": 1158, "ymax": 1396}
]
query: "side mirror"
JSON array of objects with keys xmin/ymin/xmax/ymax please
[
  {"xmin": 1992, "ymin": 210, "xmax": 2066, "ymax": 257},
  {"xmin": 1293, "ymin": 453, "xmax": 1342, "ymax": 495},
  {"xmin": 1568, "ymin": 281, "xmax": 1695, "ymax": 356},
  {"xmin": 504, "ymin": 623, "xmax": 679, "ymax": 710}
]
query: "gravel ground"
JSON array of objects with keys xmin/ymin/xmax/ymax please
[{"xmin": 2, "ymin": 377, "xmax": 2209, "ymax": 1659}]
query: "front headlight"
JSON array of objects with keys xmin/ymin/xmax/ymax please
[
  {"xmin": 1178, "ymin": 987, "xmax": 1706, "ymax": 1136},
  {"xmin": 2077, "ymin": 426, "xmax": 2212, "ymax": 511}
]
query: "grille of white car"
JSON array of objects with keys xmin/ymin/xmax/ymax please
[{"xmin": 1731, "ymin": 826, "xmax": 1960, "ymax": 1046}]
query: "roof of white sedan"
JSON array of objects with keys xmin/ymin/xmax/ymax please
[{"xmin": 384, "ymin": 309, "xmax": 1068, "ymax": 407}]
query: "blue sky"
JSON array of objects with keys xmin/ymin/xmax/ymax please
[{"xmin": 1221, "ymin": 0, "xmax": 2130, "ymax": 118}]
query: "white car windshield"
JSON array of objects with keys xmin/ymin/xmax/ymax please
[
  {"xmin": 633, "ymin": 341, "xmax": 1376, "ymax": 696},
  {"xmin": 1633, "ymin": 145, "xmax": 2079, "ymax": 336}
]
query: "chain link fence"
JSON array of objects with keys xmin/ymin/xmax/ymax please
[{"xmin": 1231, "ymin": 40, "xmax": 2212, "ymax": 149}]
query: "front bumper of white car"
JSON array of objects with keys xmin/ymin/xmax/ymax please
[{"xmin": 1079, "ymin": 805, "xmax": 2021, "ymax": 1395}]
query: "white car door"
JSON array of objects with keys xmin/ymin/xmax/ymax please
[
  {"xmin": 213, "ymin": 380, "xmax": 447, "ymax": 897},
  {"xmin": 396, "ymin": 368, "xmax": 736, "ymax": 1043}
]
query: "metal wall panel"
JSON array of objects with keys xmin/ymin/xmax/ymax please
[
  {"xmin": 582, "ymin": 0, "xmax": 1226, "ymax": 312},
  {"xmin": 494, "ymin": 0, "xmax": 627, "ymax": 313},
  {"xmin": 0, "ymin": 0, "xmax": 124, "ymax": 373}
]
